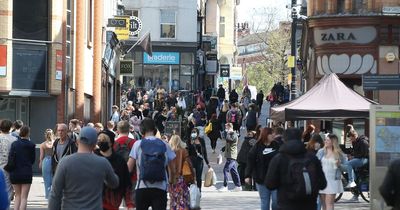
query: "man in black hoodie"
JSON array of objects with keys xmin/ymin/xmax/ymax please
[{"xmin": 265, "ymin": 128, "xmax": 327, "ymax": 210}]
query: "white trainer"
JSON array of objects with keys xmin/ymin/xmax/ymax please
[
  {"xmin": 345, "ymin": 181, "xmax": 357, "ymax": 188},
  {"xmin": 232, "ymin": 186, "xmax": 242, "ymax": 192},
  {"xmin": 218, "ymin": 186, "xmax": 228, "ymax": 192}
]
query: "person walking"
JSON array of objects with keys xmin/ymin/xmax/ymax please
[
  {"xmin": 219, "ymin": 123, "xmax": 242, "ymax": 192},
  {"xmin": 218, "ymin": 101, "xmax": 229, "ymax": 130},
  {"xmin": 207, "ymin": 114, "xmax": 222, "ymax": 153},
  {"xmin": 51, "ymin": 123, "xmax": 77, "ymax": 174},
  {"xmin": 96, "ymin": 131, "xmax": 134, "ymax": 210},
  {"xmin": 0, "ymin": 119, "xmax": 17, "ymax": 206},
  {"xmin": 0, "ymin": 169, "xmax": 9, "ymax": 210},
  {"xmin": 316, "ymin": 134, "xmax": 346, "ymax": 210},
  {"xmin": 39, "ymin": 129, "xmax": 54, "ymax": 199},
  {"xmin": 188, "ymin": 128, "xmax": 210, "ymax": 192},
  {"xmin": 244, "ymin": 103, "xmax": 258, "ymax": 131},
  {"xmin": 8, "ymin": 126, "xmax": 35, "ymax": 210},
  {"xmin": 265, "ymin": 128, "xmax": 327, "ymax": 210},
  {"xmin": 380, "ymin": 158, "xmax": 400, "ymax": 209},
  {"xmin": 127, "ymin": 118, "xmax": 176, "ymax": 210},
  {"xmin": 245, "ymin": 128, "xmax": 279, "ymax": 210},
  {"xmin": 48, "ymin": 127, "xmax": 119, "ymax": 210},
  {"xmin": 217, "ymin": 84, "xmax": 226, "ymax": 110},
  {"xmin": 226, "ymin": 103, "xmax": 242, "ymax": 133},
  {"xmin": 229, "ymin": 89, "xmax": 239, "ymax": 104},
  {"xmin": 237, "ymin": 131, "xmax": 257, "ymax": 189},
  {"xmin": 256, "ymin": 90, "xmax": 264, "ymax": 116},
  {"xmin": 168, "ymin": 135, "xmax": 192, "ymax": 210}
]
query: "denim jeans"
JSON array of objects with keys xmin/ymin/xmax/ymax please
[
  {"xmin": 256, "ymin": 183, "xmax": 277, "ymax": 210},
  {"xmin": 345, "ymin": 158, "xmax": 368, "ymax": 183},
  {"xmin": 223, "ymin": 159, "xmax": 241, "ymax": 187},
  {"xmin": 42, "ymin": 156, "xmax": 53, "ymax": 199}
]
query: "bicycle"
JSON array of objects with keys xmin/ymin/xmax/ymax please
[{"xmin": 335, "ymin": 165, "xmax": 370, "ymax": 203}]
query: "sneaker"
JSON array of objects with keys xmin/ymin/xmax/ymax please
[
  {"xmin": 348, "ymin": 195, "xmax": 359, "ymax": 202},
  {"xmin": 212, "ymin": 149, "xmax": 216, "ymax": 154},
  {"xmin": 345, "ymin": 181, "xmax": 357, "ymax": 188},
  {"xmin": 219, "ymin": 186, "xmax": 228, "ymax": 192},
  {"xmin": 231, "ymin": 186, "xmax": 242, "ymax": 192}
]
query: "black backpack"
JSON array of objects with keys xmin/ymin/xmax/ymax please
[
  {"xmin": 139, "ymin": 139, "xmax": 167, "ymax": 183},
  {"xmin": 285, "ymin": 155, "xmax": 319, "ymax": 201},
  {"xmin": 115, "ymin": 138, "xmax": 133, "ymax": 162}
]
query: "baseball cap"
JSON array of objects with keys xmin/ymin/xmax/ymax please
[{"xmin": 79, "ymin": 127, "xmax": 98, "ymax": 145}]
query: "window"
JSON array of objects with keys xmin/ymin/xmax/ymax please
[
  {"xmin": 124, "ymin": 9, "xmax": 139, "ymax": 38},
  {"xmin": 160, "ymin": 10, "xmax": 176, "ymax": 39},
  {"xmin": 66, "ymin": 0, "xmax": 74, "ymax": 88},
  {"xmin": 13, "ymin": 0, "xmax": 49, "ymax": 40},
  {"xmin": 219, "ymin": 16, "xmax": 225, "ymax": 37},
  {"xmin": 337, "ymin": 0, "xmax": 345, "ymax": 13},
  {"xmin": 87, "ymin": 0, "xmax": 93, "ymax": 48}
]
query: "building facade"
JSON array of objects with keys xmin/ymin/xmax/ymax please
[{"xmin": 120, "ymin": 0, "xmax": 198, "ymax": 92}]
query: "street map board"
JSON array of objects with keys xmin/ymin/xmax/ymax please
[{"xmin": 370, "ymin": 105, "xmax": 400, "ymax": 210}]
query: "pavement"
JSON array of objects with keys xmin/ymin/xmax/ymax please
[{"xmin": 20, "ymin": 101, "xmax": 370, "ymax": 209}]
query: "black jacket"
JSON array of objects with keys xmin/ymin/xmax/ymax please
[
  {"xmin": 188, "ymin": 137, "xmax": 209, "ymax": 165},
  {"xmin": 207, "ymin": 119, "xmax": 221, "ymax": 140},
  {"xmin": 229, "ymin": 91, "xmax": 239, "ymax": 103},
  {"xmin": 256, "ymin": 93, "xmax": 264, "ymax": 105},
  {"xmin": 9, "ymin": 138, "xmax": 35, "ymax": 182},
  {"xmin": 217, "ymin": 87, "xmax": 225, "ymax": 100},
  {"xmin": 265, "ymin": 139, "xmax": 326, "ymax": 210},
  {"xmin": 352, "ymin": 135, "xmax": 369, "ymax": 158},
  {"xmin": 380, "ymin": 159, "xmax": 400, "ymax": 210},
  {"xmin": 51, "ymin": 135, "xmax": 78, "ymax": 174},
  {"xmin": 237, "ymin": 137, "xmax": 258, "ymax": 164},
  {"xmin": 245, "ymin": 142, "xmax": 278, "ymax": 184}
]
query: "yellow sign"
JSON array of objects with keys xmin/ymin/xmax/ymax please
[
  {"xmin": 287, "ymin": 56, "xmax": 295, "ymax": 68},
  {"xmin": 287, "ymin": 73, "xmax": 292, "ymax": 84},
  {"xmin": 114, "ymin": 16, "xmax": 130, "ymax": 40}
]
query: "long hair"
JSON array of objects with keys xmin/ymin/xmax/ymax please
[
  {"xmin": 169, "ymin": 135, "xmax": 186, "ymax": 151},
  {"xmin": 302, "ymin": 124, "xmax": 315, "ymax": 139},
  {"xmin": 257, "ymin": 127, "xmax": 273, "ymax": 145},
  {"xmin": 306, "ymin": 133, "xmax": 323, "ymax": 151},
  {"xmin": 221, "ymin": 102, "xmax": 230, "ymax": 112},
  {"xmin": 44, "ymin": 129, "xmax": 54, "ymax": 142},
  {"xmin": 324, "ymin": 133, "xmax": 343, "ymax": 160}
]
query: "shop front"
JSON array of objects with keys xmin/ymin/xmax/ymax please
[{"xmin": 121, "ymin": 48, "xmax": 197, "ymax": 92}]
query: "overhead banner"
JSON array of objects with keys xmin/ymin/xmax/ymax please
[{"xmin": 143, "ymin": 52, "xmax": 180, "ymax": 65}]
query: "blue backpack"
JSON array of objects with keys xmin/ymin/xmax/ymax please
[{"xmin": 139, "ymin": 139, "xmax": 167, "ymax": 183}]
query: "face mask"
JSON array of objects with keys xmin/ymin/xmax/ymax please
[
  {"xmin": 191, "ymin": 133, "xmax": 197, "ymax": 139},
  {"xmin": 98, "ymin": 142, "xmax": 110, "ymax": 152}
]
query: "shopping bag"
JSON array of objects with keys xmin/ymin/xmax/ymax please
[
  {"xmin": 204, "ymin": 168, "xmax": 214, "ymax": 187},
  {"xmin": 190, "ymin": 184, "xmax": 201, "ymax": 209},
  {"xmin": 212, "ymin": 169, "xmax": 217, "ymax": 185},
  {"xmin": 217, "ymin": 153, "xmax": 223, "ymax": 165},
  {"xmin": 205, "ymin": 122, "xmax": 212, "ymax": 134}
]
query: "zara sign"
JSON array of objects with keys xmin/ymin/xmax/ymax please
[{"xmin": 314, "ymin": 26, "xmax": 377, "ymax": 46}]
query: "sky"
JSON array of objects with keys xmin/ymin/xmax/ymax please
[{"xmin": 237, "ymin": 0, "xmax": 290, "ymax": 31}]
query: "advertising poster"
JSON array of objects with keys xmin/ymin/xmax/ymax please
[{"xmin": 370, "ymin": 105, "xmax": 400, "ymax": 210}]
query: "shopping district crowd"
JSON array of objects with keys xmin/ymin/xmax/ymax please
[{"xmin": 0, "ymin": 84, "xmax": 398, "ymax": 210}]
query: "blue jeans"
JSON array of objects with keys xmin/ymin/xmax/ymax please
[
  {"xmin": 345, "ymin": 158, "xmax": 368, "ymax": 183},
  {"xmin": 256, "ymin": 183, "xmax": 277, "ymax": 210},
  {"xmin": 223, "ymin": 159, "xmax": 241, "ymax": 187},
  {"xmin": 42, "ymin": 156, "xmax": 53, "ymax": 199}
]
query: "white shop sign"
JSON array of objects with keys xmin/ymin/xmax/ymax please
[{"xmin": 314, "ymin": 26, "xmax": 377, "ymax": 46}]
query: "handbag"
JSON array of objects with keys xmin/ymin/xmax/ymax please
[
  {"xmin": 204, "ymin": 167, "xmax": 214, "ymax": 187},
  {"xmin": 189, "ymin": 184, "xmax": 201, "ymax": 209},
  {"xmin": 182, "ymin": 159, "xmax": 195, "ymax": 184},
  {"xmin": 205, "ymin": 122, "xmax": 212, "ymax": 134},
  {"xmin": 4, "ymin": 151, "xmax": 16, "ymax": 172}
]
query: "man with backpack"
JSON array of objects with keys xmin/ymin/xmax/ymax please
[
  {"xmin": 127, "ymin": 118, "xmax": 176, "ymax": 210},
  {"xmin": 226, "ymin": 103, "xmax": 242, "ymax": 133},
  {"xmin": 265, "ymin": 128, "xmax": 327, "ymax": 210}
]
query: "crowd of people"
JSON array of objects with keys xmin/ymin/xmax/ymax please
[{"xmin": 2, "ymin": 82, "xmax": 398, "ymax": 210}]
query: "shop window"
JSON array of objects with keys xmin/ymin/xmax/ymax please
[
  {"xmin": 219, "ymin": 17, "xmax": 225, "ymax": 37},
  {"xmin": 352, "ymin": 0, "xmax": 367, "ymax": 14},
  {"xmin": 181, "ymin": 65, "xmax": 194, "ymax": 76},
  {"xmin": 160, "ymin": 10, "xmax": 176, "ymax": 39},
  {"xmin": 181, "ymin": 53, "xmax": 194, "ymax": 64},
  {"xmin": 86, "ymin": 0, "xmax": 93, "ymax": 48},
  {"xmin": 337, "ymin": 0, "xmax": 345, "ymax": 13},
  {"xmin": 0, "ymin": 98, "xmax": 29, "ymax": 123},
  {"xmin": 143, "ymin": 65, "xmax": 179, "ymax": 90},
  {"xmin": 180, "ymin": 75, "xmax": 193, "ymax": 90},
  {"xmin": 13, "ymin": 0, "xmax": 49, "ymax": 40}
]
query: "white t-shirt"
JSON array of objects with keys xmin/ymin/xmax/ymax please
[{"xmin": 129, "ymin": 136, "xmax": 176, "ymax": 191}]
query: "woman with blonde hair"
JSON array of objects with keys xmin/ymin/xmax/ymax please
[
  {"xmin": 39, "ymin": 128, "xmax": 54, "ymax": 199},
  {"xmin": 316, "ymin": 134, "xmax": 346, "ymax": 210},
  {"xmin": 218, "ymin": 100, "xmax": 230, "ymax": 131},
  {"xmin": 168, "ymin": 135, "xmax": 193, "ymax": 210}
]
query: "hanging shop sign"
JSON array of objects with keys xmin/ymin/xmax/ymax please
[
  {"xmin": 120, "ymin": 60, "xmax": 134, "ymax": 74},
  {"xmin": 129, "ymin": 16, "xmax": 142, "ymax": 36},
  {"xmin": 220, "ymin": 64, "xmax": 230, "ymax": 78}
]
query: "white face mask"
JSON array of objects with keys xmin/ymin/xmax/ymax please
[{"xmin": 191, "ymin": 133, "xmax": 197, "ymax": 139}]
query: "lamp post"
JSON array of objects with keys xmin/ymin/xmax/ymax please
[{"xmin": 290, "ymin": 0, "xmax": 297, "ymax": 101}]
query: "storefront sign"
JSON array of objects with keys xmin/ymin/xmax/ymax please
[
  {"xmin": 229, "ymin": 67, "xmax": 242, "ymax": 80},
  {"xmin": 56, "ymin": 50, "xmax": 62, "ymax": 80},
  {"xmin": 107, "ymin": 18, "xmax": 127, "ymax": 28},
  {"xmin": 382, "ymin": 6, "xmax": 400, "ymax": 14},
  {"xmin": 143, "ymin": 52, "xmax": 180, "ymax": 65},
  {"xmin": 114, "ymin": 16, "xmax": 130, "ymax": 40},
  {"xmin": 314, "ymin": 27, "xmax": 377, "ymax": 46},
  {"xmin": 220, "ymin": 64, "xmax": 230, "ymax": 78},
  {"xmin": 120, "ymin": 60, "xmax": 134, "ymax": 74},
  {"xmin": 206, "ymin": 53, "xmax": 218, "ymax": 74},
  {"xmin": 129, "ymin": 16, "xmax": 142, "ymax": 36},
  {"xmin": 0, "ymin": 45, "xmax": 6, "ymax": 77}
]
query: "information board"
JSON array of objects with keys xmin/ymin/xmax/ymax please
[
  {"xmin": 164, "ymin": 121, "xmax": 181, "ymax": 136},
  {"xmin": 370, "ymin": 105, "xmax": 400, "ymax": 210}
]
